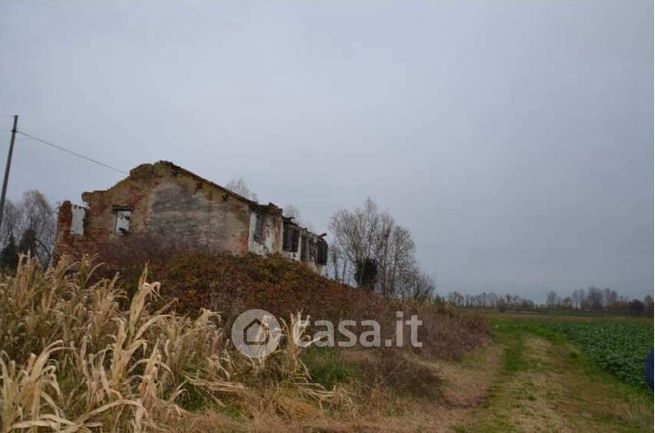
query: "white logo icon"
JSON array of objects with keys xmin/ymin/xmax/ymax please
[{"xmin": 231, "ymin": 309, "xmax": 282, "ymax": 359}]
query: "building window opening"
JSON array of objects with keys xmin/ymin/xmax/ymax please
[
  {"xmin": 300, "ymin": 234, "xmax": 309, "ymax": 261},
  {"xmin": 316, "ymin": 239, "xmax": 328, "ymax": 265},
  {"xmin": 254, "ymin": 213, "xmax": 265, "ymax": 243},
  {"xmin": 114, "ymin": 209, "xmax": 131, "ymax": 235},
  {"xmin": 283, "ymin": 224, "xmax": 300, "ymax": 252}
]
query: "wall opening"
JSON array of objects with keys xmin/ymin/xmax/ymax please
[
  {"xmin": 254, "ymin": 212, "xmax": 265, "ymax": 243},
  {"xmin": 113, "ymin": 208, "xmax": 132, "ymax": 235}
]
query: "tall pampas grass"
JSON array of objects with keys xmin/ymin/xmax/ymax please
[{"xmin": 0, "ymin": 255, "xmax": 341, "ymax": 432}]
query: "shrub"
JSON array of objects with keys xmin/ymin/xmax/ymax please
[
  {"xmin": 367, "ymin": 350, "xmax": 443, "ymax": 401},
  {"xmin": 150, "ymin": 251, "xmax": 490, "ymax": 361}
]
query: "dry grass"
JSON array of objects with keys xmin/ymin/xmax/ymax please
[
  {"xmin": 0, "ymin": 255, "xmax": 348, "ymax": 432},
  {"xmin": 0, "ymin": 254, "xmax": 496, "ymax": 432}
]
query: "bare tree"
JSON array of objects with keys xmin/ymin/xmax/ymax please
[
  {"xmin": 397, "ymin": 268, "xmax": 436, "ymax": 302},
  {"xmin": 329, "ymin": 197, "xmax": 429, "ymax": 299},
  {"xmin": 448, "ymin": 291, "xmax": 465, "ymax": 307},
  {"xmin": 0, "ymin": 190, "xmax": 56, "ymax": 267},
  {"xmin": 327, "ymin": 243, "xmax": 349, "ymax": 283},
  {"xmin": 546, "ymin": 290, "xmax": 560, "ymax": 309},
  {"xmin": 603, "ymin": 288, "xmax": 618, "ymax": 309},
  {"xmin": 0, "ymin": 200, "xmax": 20, "ymax": 248},
  {"xmin": 562, "ymin": 297, "xmax": 574, "ymax": 309},
  {"xmin": 376, "ymin": 222, "xmax": 415, "ymax": 297},
  {"xmin": 572, "ymin": 289, "xmax": 585, "ymax": 310},
  {"xmin": 283, "ymin": 204, "xmax": 313, "ymax": 230},
  {"xmin": 586, "ymin": 286, "xmax": 604, "ymax": 311},
  {"xmin": 225, "ymin": 178, "xmax": 258, "ymax": 201},
  {"xmin": 329, "ymin": 197, "xmax": 381, "ymax": 287},
  {"xmin": 644, "ymin": 295, "xmax": 654, "ymax": 315},
  {"xmin": 486, "ymin": 292, "xmax": 498, "ymax": 308}
]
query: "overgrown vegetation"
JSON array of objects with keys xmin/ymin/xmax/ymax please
[
  {"xmin": 0, "ymin": 253, "xmax": 491, "ymax": 431},
  {"xmin": 0, "ymin": 255, "xmax": 349, "ymax": 431},
  {"xmin": 86, "ymin": 236, "xmax": 490, "ymax": 361},
  {"xmin": 142, "ymin": 250, "xmax": 488, "ymax": 361}
]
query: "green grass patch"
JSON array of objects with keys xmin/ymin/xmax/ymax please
[
  {"xmin": 302, "ymin": 347, "xmax": 361, "ymax": 389},
  {"xmin": 462, "ymin": 315, "xmax": 653, "ymax": 433},
  {"xmin": 492, "ymin": 320, "xmax": 530, "ymax": 374},
  {"xmin": 176, "ymin": 383, "xmax": 217, "ymax": 411},
  {"xmin": 492, "ymin": 316, "xmax": 653, "ymax": 390},
  {"xmin": 502, "ymin": 332, "xmax": 527, "ymax": 374}
]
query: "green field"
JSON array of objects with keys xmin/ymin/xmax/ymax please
[
  {"xmin": 489, "ymin": 314, "xmax": 653, "ymax": 389},
  {"xmin": 457, "ymin": 312, "xmax": 654, "ymax": 433},
  {"xmin": 541, "ymin": 321, "xmax": 652, "ymax": 388}
]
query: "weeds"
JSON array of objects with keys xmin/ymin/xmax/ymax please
[
  {"xmin": 302, "ymin": 348, "xmax": 361, "ymax": 389},
  {"xmin": 0, "ymin": 255, "xmax": 343, "ymax": 431},
  {"xmin": 0, "ymin": 253, "xmax": 491, "ymax": 431}
]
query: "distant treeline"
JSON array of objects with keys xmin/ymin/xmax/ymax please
[{"xmin": 445, "ymin": 287, "xmax": 654, "ymax": 316}]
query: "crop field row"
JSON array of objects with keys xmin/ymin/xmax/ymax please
[{"xmin": 542, "ymin": 321, "xmax": 653, "ymax": 388}]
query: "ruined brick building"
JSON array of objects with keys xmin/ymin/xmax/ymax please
[{"xmin": 55, "ymin": 161, "xmax": 328, "ymax": 274}]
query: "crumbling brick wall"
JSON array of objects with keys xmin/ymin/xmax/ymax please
[
  {"xmin": 54, "ymin": 160, "xmax": 328, "ymax": 275},
  {"xmin": 55, "ymin": 162, "xmax": 254, "ymax": 258}
]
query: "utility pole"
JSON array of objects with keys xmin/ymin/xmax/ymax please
[{"xmin": 0, "ymin": 115, "xmax": 18, "ymax": 232}]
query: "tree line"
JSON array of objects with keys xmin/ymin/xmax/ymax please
[
  {"xmin": 445, "ymin": 287, "xmax": 654, "ymax": 316},
  {"xmin": 545, "ymin": 287, "xmax": 653, "ymax": 316}
]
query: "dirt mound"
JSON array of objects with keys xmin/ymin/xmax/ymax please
[
  {"xmin": 87, "ymin": 242, "xmax": 489, "ymax": 361},
  {"xmin": 133, "ymin": 252, "xmax": 489, "ymax": 360}
]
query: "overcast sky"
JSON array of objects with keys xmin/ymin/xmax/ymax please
[{"xmin": 0, "ymin": 1, "xmax": 652, "ymax": 301}]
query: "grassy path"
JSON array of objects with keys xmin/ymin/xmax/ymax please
[
  {"xmin": 201, "ymin": 316, "xmax": 652, "ymax": 432},
  {"xmin": 453, "ymin": 324, "xmax": 653, "ymax": 433}
]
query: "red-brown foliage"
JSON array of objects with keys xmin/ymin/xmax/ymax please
[
  {"xmin": 82, "ymin": 240, "xmax": 490, "ymax": 361},
  {"xmin": 159, "ymin": 252, "xmax": 489, "ymax": 360}
]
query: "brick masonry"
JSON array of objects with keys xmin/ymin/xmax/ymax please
[{"xmin": 55, "ymin": 161, "xmax": 327, "ymax": 274}]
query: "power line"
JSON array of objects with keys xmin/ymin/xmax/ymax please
[{"xmin": 15, "ymin": 130, "xmax": 128, "ymax": 175}]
